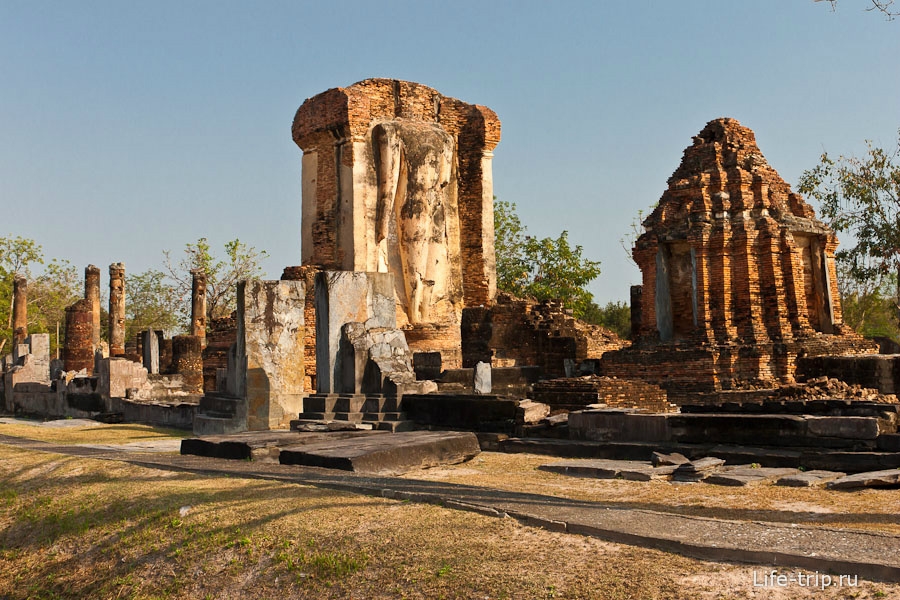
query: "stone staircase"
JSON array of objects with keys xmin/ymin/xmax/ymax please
[
  {"xmin": 193, "ymin": 392, "xmax": 246, "ymax": 435},
  {"xmin": 291, "ymin": 393, "xmax": 416, "ymax": 432}
]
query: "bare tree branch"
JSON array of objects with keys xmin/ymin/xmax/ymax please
[{"xmin": 816, "ymin": 0, "xmax": 900, "ymax": 19}]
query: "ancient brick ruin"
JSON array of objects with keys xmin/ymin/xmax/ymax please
[
  {"xmin": 4, "ymin": 82, "xmax": 899, "ymax": 473},
  {"xmin": 601, "ymin": 118, "xmax": 877, "ymax": 401},
  {"xmin": 462, "ymin": 293, "xmax": 626, "ymax": 377},
  {"xmin": 292, "ymin": 78, "xmax": 501, "ymax": 368}
]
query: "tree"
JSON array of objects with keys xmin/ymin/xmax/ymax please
[
  {"xmin": 581, "ymin": 300, "xmax": 631, "ymax": 339},
  {"xmin": 0, "ymin": 237, "xmax": 79, "ymax": 355},
  {"xmin": 798, "ymin": 129, "xmax": 900, "ymax": 337},
  {"xmin": 493, "ymin": 200, "xmax": 602, "ymax": 320},
  {"xmin": 164, "ymin": 237, "xmax": 268, "ymax": 325},
  {"xmin": 494, "ymin": 199, "xmax": 530, "ymax": 294},
  {"xmin": 125, "ymin": 269, "xmax": 181, "ymax": 339},
  {"xmin": 816, "ymin": 0, "xmax": 900, "ymax": 19}
]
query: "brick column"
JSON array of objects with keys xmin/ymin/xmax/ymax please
[
  {"xmin": 12, "ymin": 275, "xmax": 27, "ymax": 345},
  {"xmin": 190, "ymin": 268, "xmax": 207, "ymax": 348},
  {"xmin": 84, "ymin": 265, "xmax": 101, "ymax": 351},
  {"xmin": 63, "ymin": 299, "xmax": 94, "ymax": 374},
  {"xmin": 108, "ymin": 263, "xmax": 126, "ymax": 357}
]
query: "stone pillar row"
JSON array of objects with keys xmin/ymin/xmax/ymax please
[{"xmin": 46, "ymin": 264, "xmax": 208, "ymax": 384}]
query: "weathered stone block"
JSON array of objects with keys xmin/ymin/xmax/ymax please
[
  {"xmin": 474, "ymin": 361, "xmax": 491, "ymax": 394},
  {"xmin": 238, "ymin": 279, "xmax": 306, "ymax": 430},
  {"xmin": 806, "ymin": 416, "xmax": 880, "ymax": 440},
  {"xmin": 314, "ymin": 271, "xmax": 395, "ymax": 393}
]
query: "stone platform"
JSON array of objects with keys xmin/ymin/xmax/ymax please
[
  {"xmin": 181, "ymin": 429, "xmax": 479, "ymax": 476},
  {"xmin": 279, "ymin": 431, "xmax": 480, "ymax": 475},
  {"xmin": 181, "ymin": 429, "xmax": 385, "ymax": 462}
]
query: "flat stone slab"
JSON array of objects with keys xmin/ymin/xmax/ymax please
[
  {"xmin": 704, "ymin": 466, "xmax": 799, "ymax": 487},
  {"xmin": 181, "ymin": 430, "xmax": 386, "ymax": 462},
  {"xmin": 827, "ymin": 468, "xmax": 900, "ymax": 490},
  {"xmin": 291, "ymin": 420, "xmax": 373, "ymax": 432},
  {"xmin": 776, "ymin": 470, "xmax": 845, "ymax": 487},
  {"xmin": 0, "ymin": 417, "xmax": 102, "ymax": 428},
  {"xmin": 79, "ymin": 439, "xmax": 184, "ymax": 453},
  {"xmin": 279, "ymin": 431, "xmax": 480, "ymax": 475},
  {"xmin": 538, "ymin": 459, "xmax": 675, "ymax": 480},
  {"xmin": 672, "ymin": 457, "xmax": 725, "ymax": 482},
  {"xmin": 651, "ymin": 451, "xmax": 689, "ymax": 466}
]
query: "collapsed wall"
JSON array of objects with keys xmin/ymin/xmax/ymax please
[{"xmin": 462, "ymin": 293, "xmax": 627, "ymax": 377}]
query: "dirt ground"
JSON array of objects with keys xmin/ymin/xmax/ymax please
[
  {"xmin": 1, "ymin": 420, "xmax": 898, "ymax": 599},
  {"xmin": 401, "ymin": 452, "xmax": 900, "ymax": 535}
]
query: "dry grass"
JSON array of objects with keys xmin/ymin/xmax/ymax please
[
  {"xmin": 401, "ymin": 452, "xmax": 900, "ymax": 535},
  {"xmin": 0, "ymin": 420, "xmax": 188, "ymax": 445},
  {"xmin": 2, "ymin": 445, "xmax": 897, "ymax": 599}
]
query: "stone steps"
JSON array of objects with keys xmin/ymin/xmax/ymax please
[
  {"xmin": 302, "ymin": 393, "xmax": 401, "ymax": 414},
  {"xmin": 297, "ymin": 393, "xmax": 415, "ymax": 433}
]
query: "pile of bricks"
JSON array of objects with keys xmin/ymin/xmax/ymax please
[{"xmin": 531, "ymin": 375, "xmax": 677, "ymax": 413}]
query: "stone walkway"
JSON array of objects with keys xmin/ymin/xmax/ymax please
[{"xmin": 2, "ymin": 433, "xmax": 899, "ymax": 582}]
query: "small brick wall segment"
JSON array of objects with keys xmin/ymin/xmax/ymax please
[
  {"xmin": 171, "ymin": 335, "xmax": 203, "ymax": 393},
  {"xmin": 202, "ymin": 313, "xmax": 236, "ymax": 393},
  {"xmin": 281, "ymin": 266, "xmax": 320, "ymax": 392},
  {"xmin": 532, "ymin": 376, "xmax": 676, "ymax": 413},
  {"xmin": 461, "ymin": 293, "xmax": 627, "ymax": 377},
  {"xmin": 601, "ymin": 118, "xmax": 876, "ymax": 401}
]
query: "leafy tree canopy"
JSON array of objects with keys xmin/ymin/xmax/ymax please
[
  {"xmin": 494, "ymin": 199, "xmax": 603, "ymax": 322},
  {"xmin": 798, "ymin": 129, "xmax": 900, "ymax": 339},
  {"xmin": 164, "ymin": 237, "xmax": 268, "ymax": 324}
]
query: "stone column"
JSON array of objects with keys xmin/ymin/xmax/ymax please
[
  {"xmin": 190, "ymin": 268, "xmax": 207, "ymax": 348},
  {"xmin": 141, "ymin": 329, "xmax": 159, "ymax": 374},
  {"xmin": 12, "ymin": 275, "xmax": 27, "ymax": 345},
  {"xmin": 84, "ymin": 265, "xmax": 101, "ymax": 351},
  {"xmin": 108, "ymin": 263, "xmax": 126, "ymax": 357},
  {"xmin": 171, "ymin": 335, "xmax": 203, "ymax": 393},
  {"xmin": 63, "ymin": 299, "xmax": 94, "ymax": 374}
]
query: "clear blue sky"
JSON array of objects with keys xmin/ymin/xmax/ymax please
[{"xmin": 2, "ymin": 1, "xmax": 898, "ymax": 305}]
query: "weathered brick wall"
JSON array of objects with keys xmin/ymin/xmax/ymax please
[
  {"xmin": 602, "ymin": 118, "xmax": 877, "ymax": 398},
  {"xmin": 282, "ymin": 265, "xmax": 319, "ymax": 392},
  {"xmin": 531, "ymin": 376, "xmax": 676, "ymax": 413},
  {"xmin": 462, "ymin": 293, "xmax": 627, "ymax": 377},
  {"xmin": 202, "ymin": 312, "xmax": 236, "ymax": 393}
]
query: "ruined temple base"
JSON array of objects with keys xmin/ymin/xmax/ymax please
[{"xmin": 600, "ymin": 334, "xmax": 878, "ymax": 405}]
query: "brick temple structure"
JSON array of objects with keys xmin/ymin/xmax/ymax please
[
  {"xmin": 292, "ymin": 78, "xmax": 501, "ymax": 368},
  {"xmin": 601, "ymin": 118, "xmax": 877, "ymax": 401}
]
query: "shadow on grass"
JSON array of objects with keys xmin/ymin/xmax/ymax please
[{"xmin": 0, "ymin": 454, "xmax": 376, "ymax": 599}]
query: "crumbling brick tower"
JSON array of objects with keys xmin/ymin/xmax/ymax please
[
  {"xmin": 602, "ymin": 118, "xmax": 876, "ymax": 401},
  {"xmin": 291, "ymin": 78, "xmax": 501, "ymax": 368}
]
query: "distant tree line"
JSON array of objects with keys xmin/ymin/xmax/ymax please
[{"xmin": 0, "ymin": 237, "xmax": 267, "ymax": 355}]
